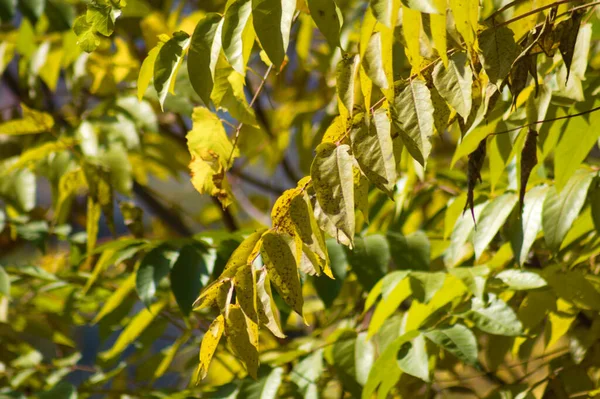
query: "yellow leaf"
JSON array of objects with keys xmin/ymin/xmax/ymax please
[
  {"xmin": 545, "ymin": 298, "xmax": 576, "ymax": 350},
  {"xmin": 224, "ymin": 229, "xmax": 267, "ymax": 274},
  {"xmin": 86, "ymin": 198, "xmax": 102, "ymax": 263},
  {"xmin": 272, "ymin": 187, "xmax": 301, "ymax": 235},
  {"xmin": 93, "ymin": 273, "xmax": 136, "ymax": 324},
  {"xmin": 402, "ymin": 6, "xmax": 423, "ymax": 74},
  {"xmin": 449, "ymin": 0, "xmax": 479, "ymax": 53},
  {"xmin": 0, "ymin": 104, "xmax": 54, "ymax": 135},
  {"xmin": 100, "ymin": 299, "xmax": 168, "ymax": 362},
  {"xmin": 226, "ymin": 304, "xmax": 258, "ymax": 379},
  {"xmin": 431, "ymin": 0, "xmax": 448, "ymax": 66},
  {"xmin": 321, "ymin": 115, "xmax": 347, "ymax": 143},
  {"xmin": 234, "ymin": 266, "xmax": 258, "ymax": 322},
  {"xmin": 290, "ymin": 192, "xmax": 329, "ymax": 273},
  {"xmin": 196, "ymin": 315, "xmax": 224, "ymax": 382}
]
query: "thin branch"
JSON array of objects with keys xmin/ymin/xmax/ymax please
[
  {"xmin": 494, "ymin": 0, "xmax": 598, "ymax": 28},
  {"xmin": 491, "ymin": 105, "xmax": 600, "ymax": 136},
  {"xmin": 228, "ymin": 64, "xmax": 274, "ymax": 166},
  {"xmin": 485, "ymin": 0, "xmax": 529, "ymax": 21}
]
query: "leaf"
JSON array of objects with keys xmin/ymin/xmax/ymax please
[
  {"xmin": 93, "ymin": 273, "xmax": 136, "ymax": 324},
  {"xmin": 291, "ymin": 350, "xmax": 323, "ymax": 394},
  {"xmin": 351, "ymin": 109, "xmax": 396, "ymax": 196},
  {"xmin": 558, "ymin": 9, "xmax": 585, "ymax": 84},
  {"xmin": 362, "ymin": 32, "xmax": 388, "ymax": 89},
  {"xmin": 0, "ymin": 104, "xmax": 54, "ymax": 135},
  {"xmin": 409, "ymin": 272, "xmax": 445, "ymax": 303},
  {"xmin": 100, "ymin": 300, "xmax": 167, "ymax": 362},
  {"xmin": 387, "ymin": 231, "xmax": 430, "ymax": 271},
  {"xmin": 222, "ymin": 0, "xmax": 253, "ymax": 74},
  {"xmin": 252, "ymin": 0, "xmax": 295, "ymax": 68},
  {"xmin": 495, "ymin": 269, "xmax": 547, "ymax": 290},
  {"xmin": 554, "ymin": 103, "xmax": 600, "ymax": 191},
  {"xmin": 138, "ymin": 38, "xmax": 167, "ymax": 101},
  {"xmin": 196, "ymin": 315, "xmax": 225, "ymax": 381},
  {"xmin": 355, "ymin": 332, "xmax": 375, "ymax": 386},
  {"xmin": 430, "ymin": 0, "xmax": 447, "ymax": 66},
  {"xmin": 402, "ymin": 5, "xmax": 422, "ymax": 73},
  {"xmin": 391, "ymin": 79, "xmax": 435, "ymax": 166},
  {"xmin": 478, "ymin": 27, "xmax": 519, "ymax": 87},
  {"xmin": 0, "ymin": 265, "xmax": 10, "ymax": 297},
  {"xmin": 154, "ymin": 31, "xmax": 190, "ymax": 110},
  {"xmin": 311, "ymin": 143, "xmax": 355, "ymax": 244},
  {"xmin": 306, "ymin": 0, "xmax": 342, "ymax": 49},
  {"xmin": 171, "ymin": 245, "xmax": 210, "ymax": 316},
  {"xmin": 591, "ymin": 182, "xmax": 600, "ymax": 234},
  {"xmin": 345, "ymin": 234, "xmax": 390, "ymax": 291},
  {"xmin": 238, "ymin": 367, "xmax": 284, "ymax": 399},
  {"xmin": 464, "ymin": 139, "xmax": 487, "ymax": 225},
  {"xmin": 188, "ymin": 13, "xmax": 223, "ymax": 106},
  {"xmin": 543, "ymin": 170, "xmax": 594, "ymax": 252},
  {"xmin": 19, "ymin": 0, "xmax": 45, "ymax": 24},
  {"xmin": 73, "ymin": 15, "xmax": 99, "ymax": 52},
  {"xmin": 187, "ymin": 107, "xmax": 237, "ymax": 207},
  {"xmin": 290, "ymin": 192, "xmax": 328, "ymax": 267},
  {"xmin": 225, "ymin": 304, "xmax": 259, "ymax": 379},
  {"xmin": 38, "ymin": 382, "xmax": 77, "ymax": 399},
  {"xmin": 256, "ymin": 269, "xmax": 285, "ymax": 338},
  {"xmin": 467, "ymin": 293, "xmax": 523, "ymax": 336},
  {"xmin": 367, "ymin": 273, "xmax": 411, "ymax": 338},
  {"xmin": 511, "ymin": 185, "xmax": 548, "ymax": 266},
  {"xmin": 223, "ymin": 229, "xmax": 266, "ymax": 274},
  {"xmin": 0, "ymin": 0, "xmax": 15, "ymax": 22},
  {"xmin": 136, "ymin": 246, "xmax": 180, "ymax": 307},
  {"xmin": 396, "ymin": 334, "xmax": 429, "ymax": 382},
  {"xmin": 473, "ymin": 193, "xmax": 518, "ymax": 259},
  {"xmin": 519, "ymin": 129, "xmax": 538, "ymax": 212},
  {"xmin": 449, "ymin": 0, "xmax": 478, "ymax": 52},
  {"xmin": 425, "ymin": 324, "xmax": 478, "ymax": 365},
  {"xmin": 261, "ymin": 232, "xmax": 303, "ymax": 316},
  {"xmin": 336, "ymin": 54, "xmax": 359, "ymax": 116},
  {"xmin": 362, "ymin": 331, "xmax": 419, "ymax": 399},
  {"xmin": 370, "ymin": 0, "xmax": 392, "ymax": 27},
  {"xmin": 432, "ymin": 52, "xmax": 472, "ymax": 119}
]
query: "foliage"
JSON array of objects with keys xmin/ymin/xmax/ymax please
[{"xmin": 1, "ymin": 0, "xmax": 600, "ymax": 398}]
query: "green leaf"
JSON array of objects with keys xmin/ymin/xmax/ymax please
[
  {"xmin": 543, "ymin": 170, "xmax": 594, "ymax": 252},
  {"xmin": 467, "ymin": 293, "xmax": 523, "ymax": 336},
  {"xmin": 38, "ymin": 381, "xmax": 77, "ymax": 399},
  {"xmin": 354, "ymin": 331, "xmax": 375, "ymax": 386},
  {"xmin": 554, "ymin": 102, "xmax": 600, "ymax": 191},
  {"xmin": 291, "ymin": 350, "xmax": 323, "ymax": 395},
  {"xmin": 362, "ymin": 32, "xmax": 388, "ymax": 89},
  {"xmin": 336, "ymin": 54, "xmax": 359, "ymax": 116},
  {"xmin": 252, "ymin": 0, "xmax": 294, "ymax": 68},
  {"xmin": 222, "ymin": 0, "xmax": 253, "ymax": 74},
  {"xmin": 387, "ymin": 231, "xmax": 430, "ymax": 271},
  {"xmin": 432, "ymin": 52, "xmax": 472, "ymax": 120},
  {"xmin": 495, "ymin": 269, "xmax": 547, "ymax": 290},
  {"xmin": 424, "ymin": 324, "xmax": 478, "ymax": 365},
  {"xmin": 391, "ymin": 79, "xmax": 435, "ymax": 166},
  {"xmin": 136, "ymin": 246, "xmax": 180, "ymax": 307},
  {"xmin": 238, "ymin": 367, "xmax": 284, "ymax": 399},
  {"xmin": 0, "ymin": 0, "xmax": 16, "ymax": 23},
  {"xmin": 137, "ymin": 38, "xmax": 166, "ymax": 101},
  {"xmin": 314, "ymin": 239, "xmax": 347, "ymax": 307},
  {"xmin": 154, "ymin": 31, "xmax": 190, "ymax": 110},
  {"xmin": 261, "ymin": 232, "xmax": 303, "ymax": 316},
  {"xmin": 362, "ymin": 331, "xmax": 419, "ymax": 399},
  {"xmin": 0, "ymin": 265, "xmax": 10, "ymax": 297},
  {"xmin": 345, "ymin": 234, "xmax": 390, "ymax": 291},
  {"xmin": 591, "ymin": 181, "xmax": 600, "ymax": 234},
  {"xmin": 73, "ymin": 15, "xmax": 98, "ymax": 52},
  {"xmin": 543, "ymin": 266, "xmax": 600, "ymax": 311},
  {"xmin": 188, "ymin": 13, "xmax": 223, "ymax": 106},
  {"xmin": 367, "ymin": 272, "xmax": 411, "ymax": 338},
  {"xmin": 351, "ymin": 109, "xmax": 396, "ymax": 196},
  {"xmin": 311, "ymin": 143, "xmax": 355, "ymax": 244},
  {"xmin": 409, "ymin": 271, "xmax": 445, "ymax": 303},
  {"xmin": 306, "ymin": 0, "xmax": 342, "ymax": 49},
  {"xmin": 478, "ymin": 27, "xmax": 519, "ymax": 87},
  {"xmin": 511, "ymin": 185, "xmax": 548, "ymax": 266},
  {"xmin": 473, "ymin": 193, "xmax": 518, "ymax": 259},
  {"xmin": 93, "ymin": 273, "xmax": 136, "ymax": 324},
  {"xmin": 170, "ymin": 245, "xmax": 210, "ymax": 316},
  {"xmin": 396, "ymin": 333, "xmax": 429, "ymax": 382},
  {"xmin": 100, "ymin": 299, "xmax": 167, "ymax": 362},
  {"xmin": 19, "ymin": 0, "xmax": 46, "ymax": 23}
]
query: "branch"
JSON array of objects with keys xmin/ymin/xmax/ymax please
[
  {"xmin": 491, "ymin": 105, "xmax": 600, "ymax": 136},
  {"xmin": 213, "ymin": 197, "xmax": 238, "ymax": 232},
  {"xmin": 133, "ymin": 182, "xmax": 192, "ymax": 236},
  {"xmin": 494, "ymin": 0, "xmax": 600, "ymax": 29}
]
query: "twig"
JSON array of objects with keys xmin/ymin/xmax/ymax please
[
  {"xmin": 494, "ymin": 0, "xmax": 600, "ymax": 28},
  {"xmin": 491, "ymin": 105, "xmax": 600, "ymax": 136},
  {"xmin": 228, "ymin": 64, "xmax": 274, "ymax": 166}
]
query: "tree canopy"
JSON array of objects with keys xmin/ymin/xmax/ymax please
[{"xmin": 1, "ymin": 0, "xmax": 600, "ymax": 397}]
